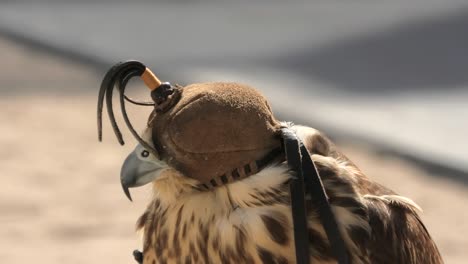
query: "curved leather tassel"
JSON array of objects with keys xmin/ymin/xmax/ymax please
[{"xmin": 97, "ymin": 60, "xmax": 161, "ymax": 157}]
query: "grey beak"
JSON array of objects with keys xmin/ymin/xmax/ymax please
[
  {"xmin": 120, "ymin": 151, "xmax": 139, "ymax": 201},
  {"xmin": 120, "ymin": 149, "xmax": 163, "ymax": 201}
]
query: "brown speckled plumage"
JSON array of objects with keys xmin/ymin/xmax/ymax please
[{"xmin": 136, "ymin": 124, "xmax": 443, "ymax": 264}]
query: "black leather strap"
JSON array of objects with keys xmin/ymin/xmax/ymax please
[
  {"xmin": 282, "ymin": 128, "xmax": 311, "ymax": 264},
  {"xmin": 299, "ymin": 142, "xmax": 350, "ymax": 264},
  {"xmin": 133, "ymin": 250, "xmax": 143, "ymax": 264},
  {"xmin": 281, "ymin": 127, "xmax": 349, "ymax": 264}
]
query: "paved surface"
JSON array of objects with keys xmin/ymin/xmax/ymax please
[
  {"xmin": 0, "ymin": 36, "xmax": 466, "ymax": 264},
  {"xmin": 0, "ymin": 1, "xmax": 467, "ymax": 177}
]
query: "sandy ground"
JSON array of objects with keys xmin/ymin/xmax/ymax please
[{"xmin": 0, "ymin": 37, "xmax": 466, "ymax": 264}]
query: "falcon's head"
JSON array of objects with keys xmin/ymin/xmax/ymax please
[{"xmin": 98, "ymin": 61, "xmax": 282, "ymax": 201}]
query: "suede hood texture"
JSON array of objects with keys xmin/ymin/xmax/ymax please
[{"xmin": 149, "ymin": 82, "xmax": 282, "ymax": 184}]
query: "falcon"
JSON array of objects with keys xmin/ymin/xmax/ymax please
[{"xmin": 98, "ymin": 61, "xmax": 443, "ymax": 264}]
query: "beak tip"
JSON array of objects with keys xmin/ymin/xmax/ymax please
[{"xmin": 122, "ymin": 183, "xmax": 133, "ymax": 202}]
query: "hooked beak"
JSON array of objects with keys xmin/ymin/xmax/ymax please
[{"xmin": 120, "ymin": 146, "xmax": 165, "ymax": 201}]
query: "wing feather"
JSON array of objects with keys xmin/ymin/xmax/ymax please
[{"xmin": 364, "ymin": 195, "xmax": 443, "ymax": 264}]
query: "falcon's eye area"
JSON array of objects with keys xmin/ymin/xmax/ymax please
[{"xmin": 141, "ymin": 150, "xmax": 150, "ymax": 158}]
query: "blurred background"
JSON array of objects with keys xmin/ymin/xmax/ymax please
[{"xmin": 0, "ymin": 1, "xmax": 467, "ymax": 263}]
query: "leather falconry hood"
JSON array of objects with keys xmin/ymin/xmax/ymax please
[
  {"xmin": 97, "ymin": 61, "xmax": 349, "ymax": 264},
  {"xmin": 149, "ymin": 81, "xmax": 283, "ymax": 188}
]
